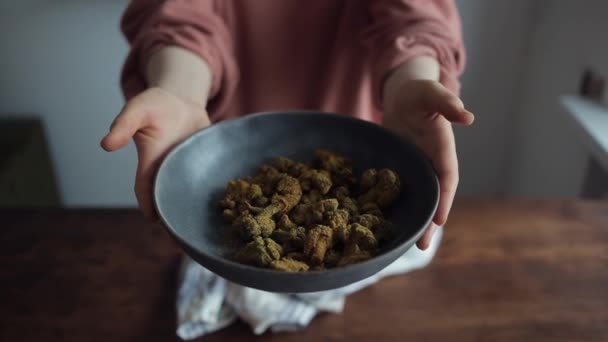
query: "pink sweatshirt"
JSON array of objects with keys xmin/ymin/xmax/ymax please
[{"xmin": 121, "ymin": 0, "xmax": 465, "ymax": 124}]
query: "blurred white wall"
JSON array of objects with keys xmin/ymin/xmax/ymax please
[
  {"xmin": 0, "ymin": 1, "xmax": 600, "ymax": 206},
  {"xmin": 0, "ymin": 1, "xmax": 135, "ymax": 206},
  {"xmin": 455, "ymin": 0, "xmax": 539, "ymax": 196},
  {"xmin": 508, "ymin": 0, "xmax": 608, "ymax": 197}
]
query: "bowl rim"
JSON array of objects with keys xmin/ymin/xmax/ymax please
[{"xmin": 153, "ymin": 110, "xmax": 439, "ymax": 278}]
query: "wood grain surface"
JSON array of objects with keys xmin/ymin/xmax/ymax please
[{"xmin": 1, "ymin": 200, "xmax": 607, "ymax": 341}]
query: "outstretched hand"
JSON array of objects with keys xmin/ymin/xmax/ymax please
[
  {"xmin": 383, "ymin": 79, "xmax": 474, "ymax": 250},
  {"xmin": 101, "ymin": 87, "xmax": 210, "ymax": 220}
]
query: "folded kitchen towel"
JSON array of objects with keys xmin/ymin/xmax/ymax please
[{"xmin": 176, "ymin": 226, "xmax": 443, "ymax": 340}]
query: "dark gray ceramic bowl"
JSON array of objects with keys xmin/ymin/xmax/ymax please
[{"xmin": 154, "ymin": 111, "xmax": 438, "ymax": 293}]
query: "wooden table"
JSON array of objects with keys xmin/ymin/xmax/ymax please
[{"xmin": 1, "ymin": 200, "xmax": 607, "ymax": 341}]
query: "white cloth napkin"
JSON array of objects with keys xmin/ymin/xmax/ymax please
[{"xmin": 176, "ymin": 226, "xmax": 443, "ymax": 340}]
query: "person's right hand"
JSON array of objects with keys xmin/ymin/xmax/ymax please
[{"xmin": 101, "ymin": 87, "xmax": 210, "ymax": 220}]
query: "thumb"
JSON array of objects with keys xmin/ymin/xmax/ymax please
[
  {"xmin": 422, "ymin": 83, "xmax": 475, "ymax": 125},
  {"xmin": 100, "ymin": 103, "xmax": 146, "ymax": 152}
]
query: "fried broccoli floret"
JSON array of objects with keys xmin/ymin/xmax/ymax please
[
  {"xmin": 251, "ymin": 164, "xmax": 281, "ymax": 196},
  {"xmin": 325, "ymin": 209, "xmax": 349, "ymax": 229},
  {"xmin": 310, "ymin": 198, "xmax": 339, "ymax": 222},
  {"xmin": 304, "ymin": 225, "xmax": 334, "ymax": 265},
  {"xmin": 271, "ymin": 225, "xmax": 306, "ymax": 252},
  {"xmin": 272, "ymin": 157, "xmax": 296, "ymax": 173},
  {"xmin": 288, "ymin": 162, "xmax": 311, "ymax": 177},
  {"xmin": 332, "ymin": 186, "xmax": 359, "ymax": 216},
  {"xmin": 222, "ymin": 208, "xmax": 238, "ymax": 223},
  {"xmin": 234, "ymin": 237, "xmax": 283, "ymax": 267},
  {"xmin": 324, "ymin": 249, "xmax": 341, "ymax": 268},
  {"xmin": 220, "ymin": 180, "xmax": 263, "ymax": 212},
  {"xmin": 289, "ymin": 203, "xmax": 311, "ymax": 226},
  {"xmin": 360, "ymin": 202, "xmax": 383, "ymax": 218},
  {"xmin": 271, "ymin": 174, "xmax": 302, "ymax": 212},
  {"xmin": 272, "ymin": 157, "xmax": 310, "ymax": 178},
  {"xmin": 299, "ymin": 189, "xmax": 324, "ymax": 204},
  {"xmin": 222, "ymin": 150, "xmax": 401, "ymax": 272},
  {"xmin": 299, "ymin": 168, "xmax": 332, "ymax": 194},
  {"xmin": 332, "ymin": 185, "xmax": 350, "ymax": 198},
  {"xmin": 277, "ymin": 214, "xmax": 297, "ymax": 230},
  {"xmin": 314, "ymin": 149, "xmax": 356, "ymax": 186},
  {"xmin": 232, "ymin": 204, "xmax": 282, "ymax": 240},
  {"xmin": 360, "ymin": 168, "xmax": 378, "ymax": 191},
  {"xmin": 338, "ymin": 196, "xmax": 358, "ymax": 217},
  {"xmin": 349, "ymin": 223, "xmax": 378, "ymax": 250},
  {"xmin": 252, "ymin": 196, "xmax": 270, "ymax": 207},
  {"xmin": 285, "ymin": 252, "xmax": 307, "ymax": 262},
  {"xmin": 337, "ymin": 243, "xmax": 372, "ymax": 267},
  {"xmin": 332, "ymin": 223, "xmax": 351, "ymax": 243},
  {"xmin": 353, "ymin": 214, "xmax": 384, "ymax": 230},
  {"xmin": 358, "ymin": 169, "xmax": 401, "ymax": 208},
  {"xmin": 270, "ymin": 257, "xmax": 310, "ymax": 272}
]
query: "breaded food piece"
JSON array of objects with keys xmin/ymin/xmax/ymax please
[
  {"xmin": 332, "ymin": 185, "xmax": 350, "ymax": 198},
  {"xmin": 233, "ymin": 213, "xmax": 274, "ymax": 240},
  {"xmin": 222, "ymin": 208, "xmax": 238, "ymax": 223},
  {"xmin": 338, "ymin": 243, "xmax": 372, "ymax": 267},
  {"xmin": 353, "ymin": 213, "xmax": 391, "ymax": 243},
  {"xmin": 277, "ymin": 214, "xmax": 297, "ymax": 230},
  {"xmin": 360, "ymin": 202, "xmax": 384, "ymax": 218},
  {"xmin": 304, "ymin": 225, "xmax": 334, "ymax": 265},
  {"xmin": 338, "ymin": 196, "xmax": 358, "ymax": 217},
  {"xmin": 232, "ymin": 204, "xmax": 282, "ymax": 240},
  {"xmin": 221, "ymin": 149, "xmax": 402, "ymax": 271},
  {"xmin": 272, "ymin": 157, "xmax": 310, "ymax": 178},
  {"xmin": 285, "ymin": 252, "xmax": 307, "ymax": 262},
  {"xmin": 271, "ymin": 226, "xmax": 306, "ymax": 252},
  {"xmin": 220, "ymin": 180, "xmax": 263, "ymax": 212},
  {"xmin": 311, "ymin": 198, "xmax": 339, "ymax": 222},
  {"xmin": 353, "ymin": 214, "xmax": 384, "ymax": 230},
  {"xmin": 299, "ymin": 168, "xmax": 332, "ymax": 194},
  {"xmin": 289, "ymin": 162, "xmax": 310, "ymax": 177},
  {"xmin": 349, "ymin": 223, "xmax": 378, "ymax": 250},
  {"xmin": 332, "ymin": 186, "xmax": 359, "ymax": 216},
  {"xmin": 300, "ymin": 189, "xmax": 324, "ymax": 204},
  {"xmin": 324, "ymin": 249, "xmax": 341, "ymax": 268},
  {"xmin": 373, "ymin": 222, "xmax": 393, "ymax": 243},
  {"xmin": 360, "ymin": 168, "xmax": 378, "ymax": 191},
  {"xmin": 270, "ymin": 257, "xmax": 310, "ymax": 272},
  {"xmin": 235, "ymin": 237, "xmax": 283, "ymax": 267},
  {"xmin": 251, "ymin": 164, "xmax": 281, "ymax": 196},
  {"xmin": 325, "ymin": 209, "xmax": 349, "ymax": 230},
  {"xmin": 289, "ymin": 203, "xmax": 311, "ymax": 226},
  {"xmin": 314, "ymin": 149, "xmax": 356, "ymax": 186},
  {"xmin": 358, "ymin": 169, "xmax": 401, "ymax": 208},
  {"xmin": 332, "ymin": 223, "xmax": 351, "ymax": 243},
  {"xmin": 272, "ymin": 157, "xmax": 296, "ymax": 173},
  {"xmin": 271, "ymin": 174, "xmax": 302, "ymax": 212}
]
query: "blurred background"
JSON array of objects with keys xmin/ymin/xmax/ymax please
[{"xmin": 0, "ymin": 0, "xmax": 607, "ymax": 208}]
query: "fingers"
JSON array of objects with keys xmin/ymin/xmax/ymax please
[
  {"xmin": 435, "ymin": 167, "xmax": 458, "ymax": 226},
  {"xmin": 100, "ymin": 102, "xmax": 146, "ymax": 152},
  {"xmin": 430, "ymin": 119, "xmax": 459, "ymax": 226},
  {"xmin": 416, "ymin": 223, "xmax": 437, "ymax": 250},
  {"xmin": 134, "ymin": 141, "xmax": 161, "ymax": 221},
  {"xmin": 420, "ymin": 82, "xmax": 475, "ymax": 125}
]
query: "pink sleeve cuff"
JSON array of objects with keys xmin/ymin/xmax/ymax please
[
  {"xmin": 120, "ymin": 0, "xmax": 238, "ymax": 117},
  {"xmin": 372, "ymin": 34, "xmax": 464, "ymax": 111},
  {"xmin": 364, "ymin": 0, "xmax": 466, "ymax": 111}
]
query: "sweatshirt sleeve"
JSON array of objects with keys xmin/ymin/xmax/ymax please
[
  {"xmin": 120, "ymin": 0, "xmax": 238, "ymax": 115},
  {"xmin": 362, "ymin": 0, "xmax": 465, "ymax": 109}
]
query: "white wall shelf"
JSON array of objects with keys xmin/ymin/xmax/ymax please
[{"xmin": 560, "ymin": 95, "xmax": 608, "ymax": 198}]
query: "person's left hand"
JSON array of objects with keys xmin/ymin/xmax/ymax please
[{"xmin": 382, "ymin": 79, "xmax": 474, "ymax": 250}]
